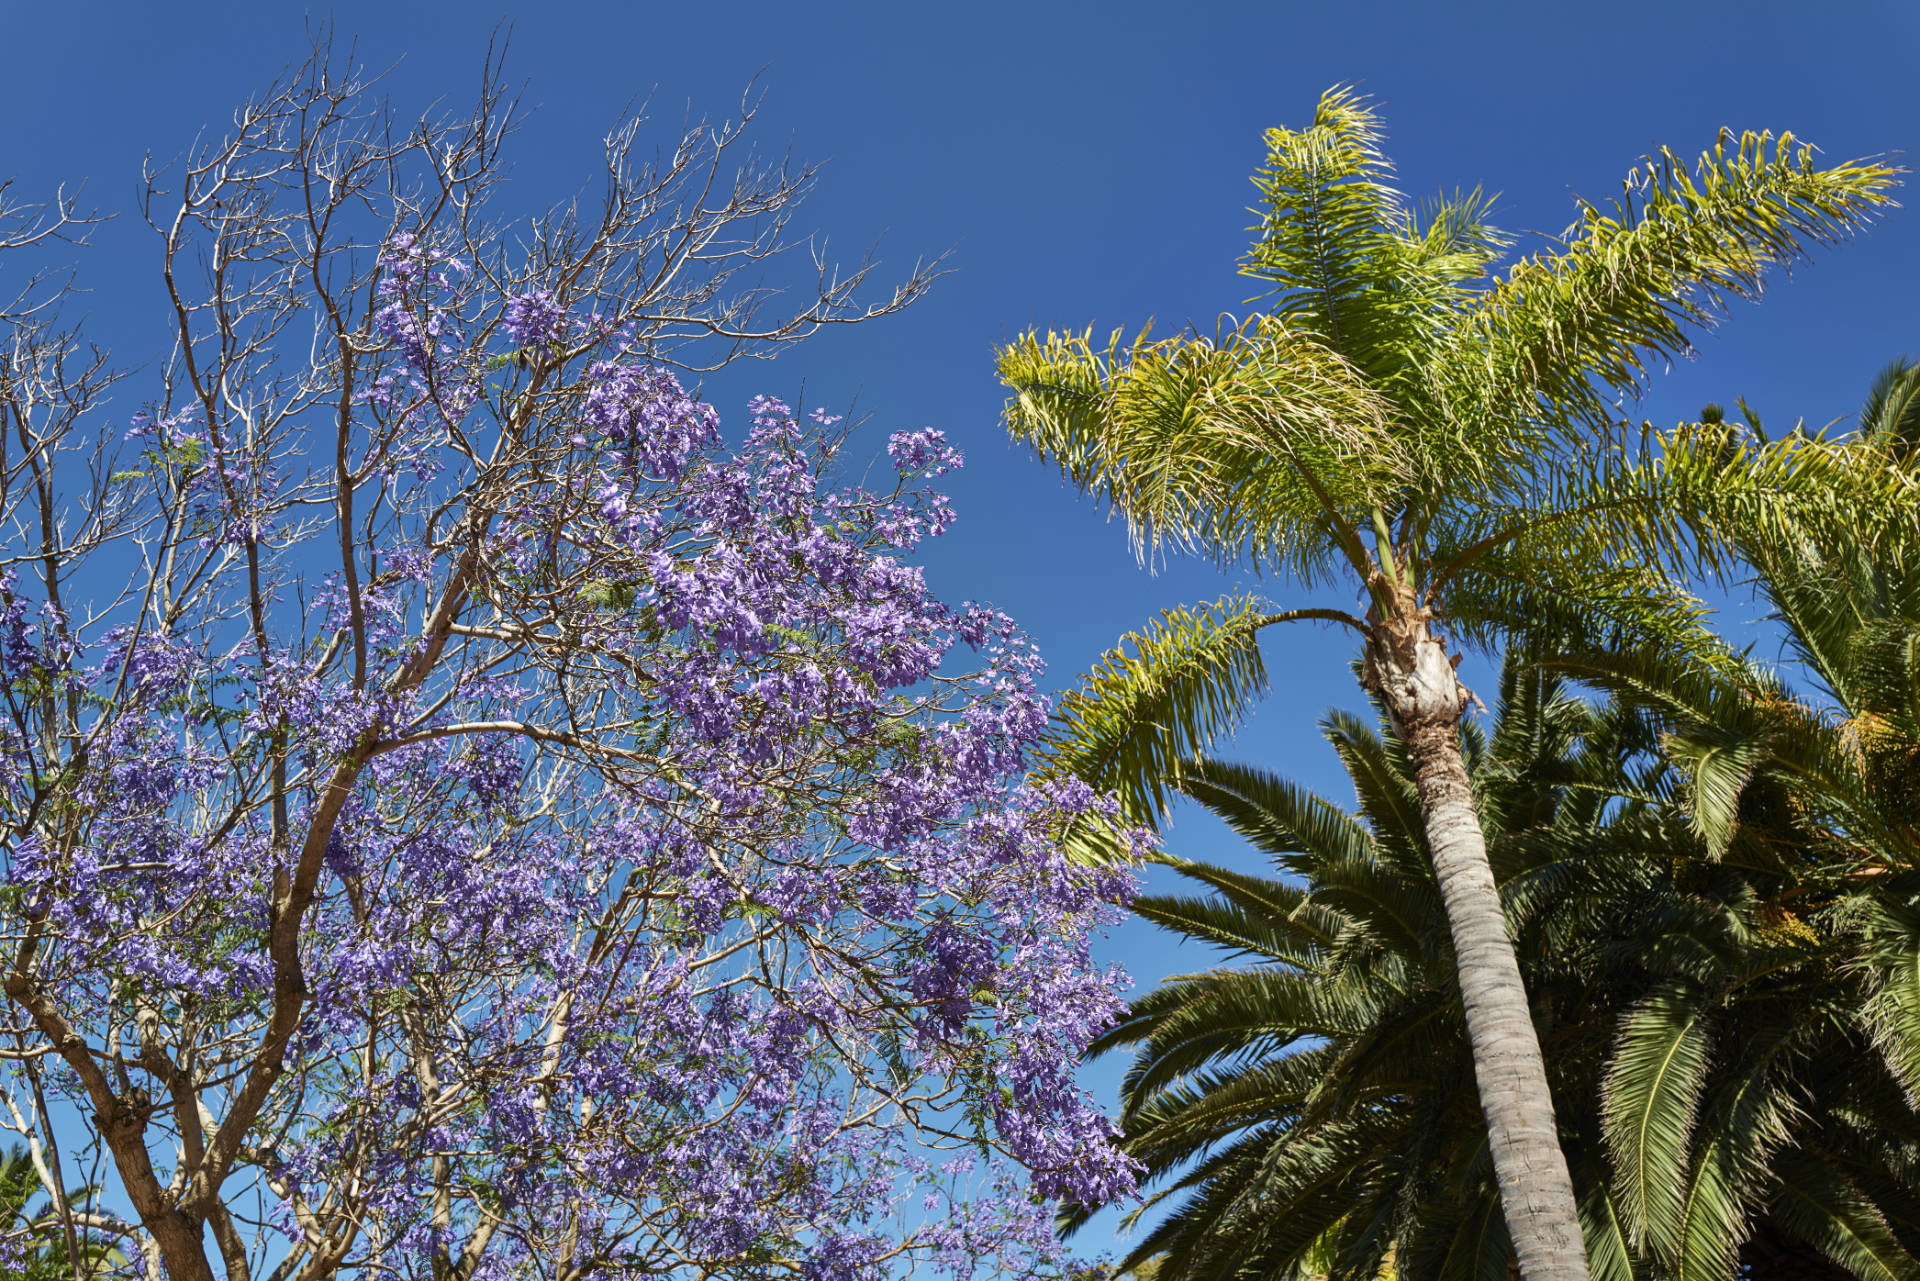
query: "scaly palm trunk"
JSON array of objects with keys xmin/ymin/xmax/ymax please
[{"xmin": 1367, "ymin": 605, "xmax": 1591, "ymax": 1281}]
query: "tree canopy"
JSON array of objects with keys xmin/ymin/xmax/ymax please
[{"xmin": 0, "ymin": 42, "xmax": 1142, "ymax": 1281}]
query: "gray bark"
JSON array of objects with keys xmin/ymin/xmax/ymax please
[{"xmin": 1369, "ymin": 614, "xmax": 1591, "ymax": 1281}]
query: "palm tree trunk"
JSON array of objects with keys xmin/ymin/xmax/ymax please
[{"xmin": 1369, "ymin": 614, "xmax": 1591, "ymax": 1281}]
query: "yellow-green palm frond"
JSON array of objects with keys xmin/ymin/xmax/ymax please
[
  {"xmin": 1859, "ymin": 355, "xmax": 1920, "ymax": 455},
  {"xmin": 1242, "ymin": 85, "xmax": 1401, "ymax": 330},
  {"xmin": 1451, "ymin": 412, "xmax": 1920, "ymax": 860},
  {"xmin": 997, "ymin": 317, "xmax": 1404, "ymax": 580},
  {"xmin": 1451, "ymin": 132, "xmax": 1900, "ymax": 436},
  {"xmin": 1439, "ymin": 548, "xmax": 1715, "ymax": 668},
  {"xmin": 1242, "ymin": 87, "xmax": 1505, "ymax": 395},
  {"xmin": 1038, "ymin": 595, "xmax": 1277, "ymax": 829},
  {"xmin": 1636, "ymin": 421, "xmax": 1920, "ymax": 582},
  {"xmin": 1407, "ymin": 187, "xmax": 1512, "ymax": 291},
  {"xmin": 1740, "ymin": 520, "xmax": 1920, "ymax": 711},
  {"xmin": 1408, "ymin": 430, "xmax": 1754, "ymax": 670},
  {"xmin": 1443, "ymin": 421, "xmax": 1920, "ymax": 620}
]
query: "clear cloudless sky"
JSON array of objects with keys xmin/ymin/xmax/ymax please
[{"xmin": 6, "ymin": 0, "xmax": 1918, "ymax": 1259}]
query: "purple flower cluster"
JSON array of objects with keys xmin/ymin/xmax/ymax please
[
  {"xmin": 500, "ymin": 288, "xmax": 564, "ymax": 346},
  {"xmin": 888, "ymin": 426, "xmax": 966, "ymax": 478},
  {"xmin": 1, "ymin": 271, "xmax": 1145, "ymax": 1278}
]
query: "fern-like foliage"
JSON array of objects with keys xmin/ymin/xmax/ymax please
[
  {"xmin": 997, "ymin": 319, "xmax": 1402, "ymax": 577},
  {"xmin": 1859, "ymin": 356, "xmax": 1920, "ymax": 453},
  {"xmin": 1041, "ymin": 595, "xmax": 1275, "ymax": 828},
  {"xmin": 1088, "ymin": 646, "xmax": 1920, "ymax": 1281}
]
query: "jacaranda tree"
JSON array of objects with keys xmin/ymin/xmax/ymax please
[
  {"xmin": 0, "ymin": 44, "xmax": 1144, "ymax": 1281},
  {"xmin": 996, "ymin": 87, "xmax": 1904, "ymax": 1281}
]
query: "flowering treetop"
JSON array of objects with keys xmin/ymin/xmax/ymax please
[{"xmin": 0, "ymin": 41, "xmax": 1143, "ymax": 1281}]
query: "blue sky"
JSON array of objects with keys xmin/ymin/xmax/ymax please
[{"xmin": 8, "ymin": 0, "xmax": 1919, "ymax": 1261}]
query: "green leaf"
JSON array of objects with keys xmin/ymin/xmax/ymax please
[
  {"xmin": 1452, "ymin": 131, "xmax": 1898, "ymax": 434},
  {"xmin": 1662, "ymin": 726, "xmax": 1770, "ymax": 858},
  {"xmin": 997, "ymin": 317, "xmax": 1400, "ymax": 579},
  {"xmin": 1859, "ymin": 355, "xmax": 1920, "ymax": 453},
  {"xmin": 1863, "ymin": 895, "xmax": 1920, "ymax": 1101},
  {"xmin": 1603, "ymin": 987, "xmax": 1714, "ymax": 1255},
  {"xmin": 1040, "ymin": 595, "xmax": 1273, "ymax": 828},
  {"xmin": 1767, "ymin": 1155, "xmax": 1919, "ymax": 1281}
]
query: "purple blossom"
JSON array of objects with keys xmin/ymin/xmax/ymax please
[
  {"xmin": 889, "ymin": 426, "xmax": 966, "ymax": 478},
  {"xmin": 6, "ymin": 313, "xmax": 1144, "ymax": 1280},
  {"xmin": 500, "ymin": 289, "xmax": 564, "ymax": 345}
]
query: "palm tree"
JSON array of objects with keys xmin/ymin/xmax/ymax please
[
  {"xmin": 1081, "ymin": 655, "xmax": 1675, "ymax": 1280},
  {"xmin": 1557, "ymin": 361, "xmax": 1920, "ymax": 1281},
  {"xmin": 997, "ymin": 88, "xmax": 1902, "ymax": 1281},
  {"xmin": 1092, "ymin": 653, "xmax": 1920, "ymax": 1281}
]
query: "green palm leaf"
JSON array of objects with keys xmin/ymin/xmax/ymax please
[
  {"xmin": 1602, "ymin": 988, "xmax": 1715, "ymax": 1255},
  {"xmin": 998, "ymin": 317, "xmax": 1401, "ymax": 575},
  {"xmin": 1766, "ymin": 1157, "xmax": 1919, "ymax": 1281},
  {"xmin": 1040, "ymin": 595, "xmax": 1274, "ymax": 828},
  {"xmin": 1129, "ymin": 891, "xmax": 1320, "ymax": 968},
  {"xmin": 1860, "ymin": 356, "xmax": 1920, "ymax": 454},
  {"xmin": 1450, "ymin": 131, "xmax": 1897, "ymax": 438},
  {"xmin": 1175, "ymin": 757, "xmax": 1376, "ymax": 871},
  {"xmin": 1432, "ymin": 1193, "xmax": 1518, "ymax": 1281},
  {"xmin": 1862, "ymin": 886, "xmax": 1920, "ymax": 1102},
  {"xmin": 1575, "ymin": 1169, "xmax": 1641, "ymax": 1281}
]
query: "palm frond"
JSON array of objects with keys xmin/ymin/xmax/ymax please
[
  {"xmin": 1552, "ymin": 641, "xmax": 1904, "ymax": 869},
  {"xmin": 1241, "ymin": 87, "xmax": 1401, "ymax": 353},
  {"xmin": 1129, "ymin": 891, "xmax": 1317, "ymax": 967},
  {"xmin": 996, "ymin": 317, "xmax": 1401, "ymax": 576},
  {"xmin": 1118, "ymin": 1051, "xmax": 1338, "ymax": 1166},
  {"xmin": 1408, "ymin": 187, "xmax": 1513, "ymax": 288},
  {"xmin": 1320, "ymin": 709, "xmax": 1425, "ymax": 852},
  {"xmin": 1431, "ymin": 1192, "xmax": 1517, "ymax": 1281},
  {"xmin": 1602, "ymin": 987, "xmax": 1715, "ymax": 1255},
  {"xmin": 1766, "ymin": 1155, "xmax": 1919, "ymax": 1281},
  {"xmin": 1241, "ymin": 85, "xmax": 1498, "ymax": 397},
  {"xmin": 1039, "ymin": 595, "xmax": 1274, "ymax": 828},
  {"xmin": 1661, "ymin": 727, "xmax": 1773, "ymax": 858},
  {"xmin": 1746, "ymin": 524, "xmax": 1892, "ymax": 708},
  {"xmin": 1437, "ymin": 541, "xmax": 1715, "ymax": 662},
  {"xmin": 1576, "ymin": 1168, "xmax": 1641, "ymax": 1281},
  {"xmin": 1102, "ymin": 967, "xmax": 1359, "ymax": 1109},
  {"xmin": 1175, "ymin": 757, "xmax": 1376, "ymax": 872},
  {"xmin": 1861, "ymin": 884, "xmax": 1920, "ymax": 1103},
  {"xmin": 1149, "ymin": 858, "xmax": 1345, "ymax": 951},
  {"xmin": 1452, "ymin": 132, "xmax": 1899, "ymax": 435},
  {"xmin": 1668, "ymin": 1022, "xmax": 1810, "ymax": 1281},
  {"xmin": 1440, "ymin": 421, "xmax": 1920, "ymax": 646},
  {"xmin": 1860, "ymin": 355, "xmax": 1920, "ymax": 454}
]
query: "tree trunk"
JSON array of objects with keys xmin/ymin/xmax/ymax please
[{"xmin": 1368, "ymin": 611, "xmax": 1591, "ymax": 1281}]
